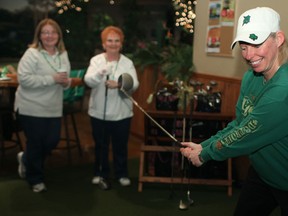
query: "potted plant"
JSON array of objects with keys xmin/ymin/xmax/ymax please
[
  {"xmin": 130, "ymin": 41, "xmax": 163, "ymax": 73},
  {"xmin": 131, "ymin": 41, "xmax": 194, "ymax": 110},
  {"xmin": 160, "ymin": 42, "xmax": 194, "ymax": 82},
  {"xmin": 132, "ymin": 41, "xmax": 194, "ymax": 82}
]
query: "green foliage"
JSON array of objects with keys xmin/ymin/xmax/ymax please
[
  {"xmin": 88, "ymin": 13, "xmax": 115, "ymax": 53},
  {"xmin": 131, "ymin": 42, "xmax": 163, "ymax": 71},
  {"xmin": 131, "ymin": 41, "xmax": 193, "ymax": 82},
  {"xmin": 160, "ymin": 43, "xmax": 193, "ymax": 81}
]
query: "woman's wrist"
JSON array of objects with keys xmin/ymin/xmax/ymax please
[
  {"xmin": 198, "ymin": 151, "xmax": 204, "ymax": 165},
  {"xmin": 198, "ymin": 154, "xmax": 204, "ymax": 163}
]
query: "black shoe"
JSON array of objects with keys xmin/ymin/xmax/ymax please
[{"xmin": 98, "ymin": 178, "xmax": 111, "ymax": 190}]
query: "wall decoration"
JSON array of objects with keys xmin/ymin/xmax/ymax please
[
  {"xmin": 206, "ymin": 0, "xmax": 236, "ymax": 56},
  {"xmin": 208, "ymin": 1, "xmax": 221, "ymax": 23},
  {"xmin": 206, "ymin": 25, "xmax": 221, "ymax": 53},
  {"xmin": 220, "ymin": 0, "xmax": 235, "ymax": 26}
]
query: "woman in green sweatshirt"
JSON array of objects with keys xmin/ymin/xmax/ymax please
[{"xmin": 181, "ymin": 7, "xmax": 288, "ymax": 216}]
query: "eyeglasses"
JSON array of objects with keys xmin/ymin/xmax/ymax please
[{"xmin": 41, "ymin": 31, "xmax": 58, "ymax": 36}]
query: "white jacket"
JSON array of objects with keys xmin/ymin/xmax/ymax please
[
  {"xmin": 15, "ymin": 47, "xmax": 70, "ymax": 117},
  {"xmin": 84, "ymin": 53, "xmax": 139, "ymax": 121}
]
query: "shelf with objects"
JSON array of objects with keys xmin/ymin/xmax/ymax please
[{"xmin": 137, "ymin": 80, "xmax": 234, "ymax": 196}]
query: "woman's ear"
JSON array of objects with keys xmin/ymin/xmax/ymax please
[{"xmin": 276, "ymin": 31, "xmax": 285, "ymax": 47}]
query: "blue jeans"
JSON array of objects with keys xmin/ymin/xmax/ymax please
[
  {"xmin": 90, "ymin": 117, "xmax": 131, "ymax": 179},
  {"xmin": 234, "ymin": 166, "xmax": 288, "ymax": 216},
  {"xmin": 18, "ymin": 114, "xmax": 61, "ymax": 186}
]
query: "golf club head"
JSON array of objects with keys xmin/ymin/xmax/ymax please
[
  {"xmin": 98, "ymin": 178, "xmax": 111, "ymax": 190},
  {"xmin": 118, "ymin": 73, "xmax": 133, "ymax": 91},
  {"xmin": 187, "ymin": 190, "xmax": 194, "ymax": 205},
  {"xmin": 178, "ymin": 199, "xmax": 189, "ymax": 210}
]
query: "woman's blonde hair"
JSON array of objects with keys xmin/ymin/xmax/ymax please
[
  {"xmin": 29, "ymin": 18, "xmax": 66, "ymax": 53},
  {"xmin": 278, "ymin": 39, "xmax": 288, "ymax": 65},
  {"xmin": 270, "ymin": 32, "xmax": 288, "ymax": 65},
  {"xmin": 101, "ymin": 26, "xmax": 124, "ymax": 44}
]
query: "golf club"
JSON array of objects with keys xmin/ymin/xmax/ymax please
[
  {"xmin": 98, "ymin": 74, "xmax": 110, "ymax": 190},
  {"xmin": 187, "ymin": 96, "xmax": 195, "ymax": 205},
  {"xmin": 178, "ymin": 91, "xmax": 189, "ymax": 210},
  {"xmin": 118, "ymin": 73, "xmax": 182, "ymax": 146},
  {"xmin": 118, "ymin": 73, "xmax": 191, "ymax": 209}
]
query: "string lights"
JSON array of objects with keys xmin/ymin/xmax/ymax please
[
  {"xmin": 55, "ymin": 0, "xmax": 117, "ymax": 14},
  {"xmin": 54, "ymin": 0, "xmax": 195, "ymax": 32},
  {"xmin": 173, "ymin": 0, "xmax": 197, "ymax": 33},
  {"xmin": 55, "ymin": 0, "xmax": 89, "ymax": 14}
]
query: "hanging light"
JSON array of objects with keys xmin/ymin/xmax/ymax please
[
  {"xmin": 173, "ymin": 0, "xmax": 197, "ymax": 33},
  {"xmin": 55, "ymin": 0, "xmax": 89, "ymax": 14}
]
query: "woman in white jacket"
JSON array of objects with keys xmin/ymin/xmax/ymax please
[{"xmin": 84, "ymin": 26, "xmax": 139, "ymax": 190}]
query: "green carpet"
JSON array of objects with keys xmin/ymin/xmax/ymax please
[{"xmin": 0, "ymin": 158, "xmax": 281, "ymax": 216}]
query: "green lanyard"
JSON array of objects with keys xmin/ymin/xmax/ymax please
[
  {"xmin": 105, "ymin": 54, "xmax": 119, "ymax": 80},
  {"xmin": 42, "ymin": 52, "xmax": 62, "ymax": 72},
  {"xmin": 110, "ymin": 61, "xmax": 119, "ymax": 80}
]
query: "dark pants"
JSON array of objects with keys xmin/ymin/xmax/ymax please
[
  {"xmin": 90, "ymin": 117, "xmax": 131, "ymax": 179},
  {"xmin": 18, "ymin": 114, "xmax": 61, "ymax": 186},
  {"xmin": 234, "ymin": 166, "xmax": 288, "ymax": 216}
]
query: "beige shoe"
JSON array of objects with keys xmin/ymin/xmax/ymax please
[
  {"xmin": 119, "ymin": 177, "xmax": 131, "ymax": 186},
  {"xmin": 32, "ymin": 183, "xmax": 47, "ymax": 193},
  {"xmin": 91, "ymin": 176, "xmax": 101, "ymax": 184},
  {"xmin": 17, "ymin": 152, "xmax": 26, "ymax": 179}
]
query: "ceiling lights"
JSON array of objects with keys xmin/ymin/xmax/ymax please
[
  {"xmin": 173, "ymin": 0, "xmax": 197, "ymax": 33},
  {"xmin": 55, "ymin": 0, "xmax": 89, "ymax": 14}
]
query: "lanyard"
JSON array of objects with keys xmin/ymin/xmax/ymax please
[
  {"xmin": 105, "ymin": 54, "xmax": 119, "ymax": 80},
  {"xmin": 42, "ymin": 51, "xmax": 62, "ymax": 72}
]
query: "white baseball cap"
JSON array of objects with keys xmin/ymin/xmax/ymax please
[{"xmin": 231, "ymin": 7, "xmax": 280, "ymax": 49}]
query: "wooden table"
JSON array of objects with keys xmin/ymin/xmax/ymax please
[
  {"xmin": 0, "ymin": 78, "xmax": 18, "ymax": 87},
  {"xmin": 0, "ymin": 77, "xmax": 17, "ymax": 107},
  {"xmin": 0, "ymin": 76, "xmax": 82, "ymax": 88}
]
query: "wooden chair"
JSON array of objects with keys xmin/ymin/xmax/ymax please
[{"xmin": 57, "ymin": 69, "xmax": 87, "ymax": 163}]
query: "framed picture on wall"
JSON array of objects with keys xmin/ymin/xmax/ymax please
[{"xmin": 206, "ymin": 0, "xmax": 236, "ymax": 56}]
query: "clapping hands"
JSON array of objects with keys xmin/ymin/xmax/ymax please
[{"xmin": 180, "ymin": 142, "xmax": 204, "ymax": 167}]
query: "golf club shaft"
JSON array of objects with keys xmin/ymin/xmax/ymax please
[
  {"xmin": 120, "ymin": 88, "xmax": 181, "ymax": 146},
  {"xmin": 103, "ymin": 75, "xmax": 109, "ymax": 120},
  {"xmin": 181, "ymin": 92, "xmax": 188, "ymax": 170}
]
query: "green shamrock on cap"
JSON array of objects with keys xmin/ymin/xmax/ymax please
[
  {"xmin": 249, "ymin": 34, "xmax": 258, "ymax": 41},
  {"xmin": 242, "ymin": 15, "xmax": 251, "ymax": 26}
]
